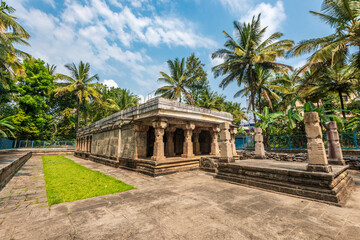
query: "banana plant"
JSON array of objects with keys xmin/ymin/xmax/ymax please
[
  {"xmin": 286, "ymin": 96, "xmax": 304, "ymax": 135},
  {"xmin": 251, "ymin": 107, "xmax": 283, "ymax": 135},
  {"xmin": 304, "ymin": 100, "xmax": 345, "ymax": 130}
]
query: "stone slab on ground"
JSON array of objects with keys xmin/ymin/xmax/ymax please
[{"xmin": 0, "ymin": 155, "xmax": 360, "ymax": 239}]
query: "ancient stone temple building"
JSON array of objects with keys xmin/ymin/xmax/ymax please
[{"xmin": 75, "ymin": 97, "xmax": 236, "ymax": 176}]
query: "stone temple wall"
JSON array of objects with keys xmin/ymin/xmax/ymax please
[{"xmin": 120, "ymin": 124, "xmax": 135, "ymax": 159}]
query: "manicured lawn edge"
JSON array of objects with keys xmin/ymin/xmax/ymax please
[{"xmin": 42, "ymin": 155, "xmax": 135, "ymax": 206}]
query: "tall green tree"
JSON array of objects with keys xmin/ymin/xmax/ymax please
[
  {"xmin": 54, "ymin": 61, "xmax": 101, "ymax": 132},
  {"xmin": 11, "ymin": 59, "xmax": 56, "ymax": 140},
  {"xmin": 155, "ymin": 58, "xmax": 195, "ymax": 104},
  {"xmin": 212, "ymin": 14, "xmax": 294, "ymax": 122}
]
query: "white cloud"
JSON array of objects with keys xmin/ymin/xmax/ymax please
[
  {"xmin": 12, "ymin": 0, "xmax": 216, "ymax": 96},
  {"xmin": 218, "ymin": 0, "xmax": 250, "ymax": 15},
  {"xmin": 239, "ymin": 1, "xmax": 286, "ymax": 38},
  {"xmin": 43, "ymin": 0, "xmax": 55, "ymax": 8},
  {"xmin": 103, "ymin": 79, "xmax": 119, "ymax": 88}
]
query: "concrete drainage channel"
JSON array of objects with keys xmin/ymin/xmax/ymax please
[
  {"xmin": 0, "ymin": 151, "xmax": 32, "ymax": 190},
  {"xmin": 0, "ymin": 149, "xmax": 75, "ymax": 190}
]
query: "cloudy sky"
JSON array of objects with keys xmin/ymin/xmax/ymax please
[{"xmin": 13, "ymin": 0, "xmax": 332, "ymax": 108}]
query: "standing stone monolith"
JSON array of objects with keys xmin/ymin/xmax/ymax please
[
  {"xmin": 219, "ymin": 122, "xmax": 233, "ymax": 162},
  {"xmin": 326, "ymin": 121, "xmax": 345, "ymax": 165},
  {"xmin": 254, "ymin": 128, "xmax": 265, "ymax": 159},
  {"xmin": 305, "ymin": 112, "xmax": 332, "ymax": 173}
]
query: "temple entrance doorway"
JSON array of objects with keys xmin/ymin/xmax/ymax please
[
  {"xmin": 146, "ymin": 126, "xmax": 155, "ymax": 157},
  {"xmin": 199, "ymin": 130, "xmax": 211, "ymax": 154},
  {"xmin": 174, "ymin": 128, "xmax": 184, "ymax": 156}
]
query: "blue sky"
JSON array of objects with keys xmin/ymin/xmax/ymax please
[{"xmin": 13, "ymin": 0, "xmax": 333, "ymax": 110}]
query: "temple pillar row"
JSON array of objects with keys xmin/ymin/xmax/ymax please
[
  {"xmin": 193, "ymin": 129, "xmax": 201, "ymax": 155},
  {"xmin": 230, "ymin": 127, "xmax": 238, "ymax": 157}
]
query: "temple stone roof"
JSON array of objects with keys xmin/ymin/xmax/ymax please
[{"xmin": 78, "ymin": 97, "xmax": 233, "ymax": 133}]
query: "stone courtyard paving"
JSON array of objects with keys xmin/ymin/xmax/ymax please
[{"xmin": 1, "ymin": 155, "xmax": 360, "ymax": 240}]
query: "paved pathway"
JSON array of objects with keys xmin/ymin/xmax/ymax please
[{"xmin": 1, "ymin": 155, "xmax": 360, "ymax": 240}]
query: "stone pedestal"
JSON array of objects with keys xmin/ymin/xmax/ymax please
[
  {"xmin": 305, "ymin": 112, "xmax": 332, "ymax": 173},
  {"xmin": 151, "ymin": 119, "xmax": 167, "ymax": 161},
  {"xmin": 230, "ymin": 127, "xmax": 238, "ymax": 157},
  {"xmin": 165, "ymin": 127, "xmax": 176, "ymax": 157},
  {"xmin": 219, "ymin": 122, "xmax": 233, "ymax": 162},
  {"xmin": 193, "ymin": 129, "xmax": 201, "ymax": 155},
  {"xmin": 182, "ymin": 123, "xmax": 195, "ymax": 158},
  {"xmin": 254, "ymin": 128, "xmax": 265, "ymax": 159},
  {"xmin": 210, "ymin": 127, "xmax": 220, "ymax": 156},
  {"xmin": 326, "ymin": 121, "xmax": 345, "ymax": 165}
]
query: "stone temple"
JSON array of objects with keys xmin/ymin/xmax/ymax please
[{"xmin": 75, "ymin": 97, "xmax": 237, "ymax": 176}]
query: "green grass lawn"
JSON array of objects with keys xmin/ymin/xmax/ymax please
[{"xmin": 42, "ymin": 155, "xmax": 135, "ymax": 206}]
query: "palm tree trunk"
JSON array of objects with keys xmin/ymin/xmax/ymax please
[
  {"xmin": 338, "ymin": 91, "xmax": 346, "ymax": 119},
  {"xmin": 76, "ymin": 98, "xmax": 80, "ymax": 133},
  {"xmin": 258, "ymin": 89, "xmax": 262, "ymax": 114},
  {"xmin": 249, "ymin": 65, "xmax": 257, "ymax": 124}
]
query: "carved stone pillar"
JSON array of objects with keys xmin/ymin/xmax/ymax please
[
  {"xmin": 326, "ymin": 121, "xmax": 345, "ymax": 165},
  {"xmin": 305, "ymin": 112, "xmax": 332, "ymax": 173},
  {"xmin": 254, "ymin": 128, "xmax": 265, "ymax": 159},
  {"xmin": 210, "ymin": 127, "xmax": 220, "ymax": 156},
  {"xmin": 220, "ymin": 122, "xmax": 233, "ymax": 162},
  {"xmin": 134, "ymin": 125, "xmax": 149, "ymax": 159},
  {"xmin": 151, "ymin": 119, "xmax": 167, "ymax": 161},
  {"xmin": 230, "ymin": 127, "xmax": 238, "ymax": 156},
  {"xmin": 193, "ymin": 129, "xmax": 201, "ymax": 155},
  {"xmin": 116, "ymin": 126, "xmax": 122, "ymax": 161},
  {"xmin": 182, "ymin": 123, "xmax": 195, "ymax": 158},
  {"xmin": 76, "ymin": 138, "xmax": 79, "ymax": 151},
  {"xmin": 165, "ymin": 126, "xmax": 176, "ymax": 157}
]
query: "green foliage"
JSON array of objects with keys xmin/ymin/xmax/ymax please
[
  {"xmin": 55, "ymin": 61, "xmax": 101, "ymax": 132},
  {"xmin": 155, "ymin": 57, "xmax": 195, "ymax": 104},
  {"xmin": 346, "ymin": 110, "xmax": 360, "ymax": 132},
  {"xmin": 0, "ymin": 116, "xmax": 14, "ymax": 138},
  {"xmin": 42, "ymin": 155, "xmax": 134, "ymax": 206},
  {"xmin": 11, "ymin": 59, "xmax": 56, "ymax": 140},
  {"xmin": 251, "ymin": 107, "xmax": 284, "ymax": 135},
  {"xmin": 304, "ymin": 100, "xmax": 345, "ymax": 130},
  {"xmin": 212, "ymin": 14, "xmax": 294, "ymax": 121}
]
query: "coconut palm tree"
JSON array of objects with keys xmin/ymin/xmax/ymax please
[
  {"xmin": 155, "ymin": 58, "xmax": 195, "ymax": 104},
  {"xmin": 0, "ymin": 1, "xmax": 30, "ymax": 82},
  {"xmin": 291, "ymin": 0, "xmax": 360, "ymax": 69},
  {"xmin": 46, "ymin": 63, "xmax": 57, "ymax": 76},
  {"xmin": 54, "ymin": 61, "xmax": 101, "ymax": 132},
  {"xmin": 212, "ymin": 14, "xmax": 294, "ymax": 122},
  {"xmin": 317, "ymin": 64, "xmax": 356, "ymax": 118}
]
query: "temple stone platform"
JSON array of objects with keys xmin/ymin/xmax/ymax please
[
  {"xmin": 76, "ymin": 152, "xmax": 208, "ymax": 177},
  {"xmin": 216, "ymin": 159, "xmax": 354, "ymax": 206},
  {"xmin": 0, "ymin": 151, "xmax": 32, "ymax": 189}
]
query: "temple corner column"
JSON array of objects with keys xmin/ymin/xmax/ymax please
[
  {"xmin": 210, "ymin": 126, "xmax": 220, "ymax": 156},
  {"xmin": 181, "ymin": 123, "xmax": 195, "ymax": 158},
  {"xmin": 219, "ymin": 122, "xmax": 233, "ymax": 162},
  {"xmin": 151, "ymin": 119, "xmax": 168, "ymax": 161}
]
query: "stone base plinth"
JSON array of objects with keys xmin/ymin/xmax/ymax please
[
  {"xmin": 216, "ymin": 159, "xmax": 354, "ymax": 206},
  {"xmin": 328, "ymin": 159, "xmax": 346, "ymax": 166},
  {"xmin": 307, "ymin": 164, "xmax": 333, "ymax": 173},
  {"xmin": 78, "ymin": 153, "xmax": 202, "ymax": 177}
]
